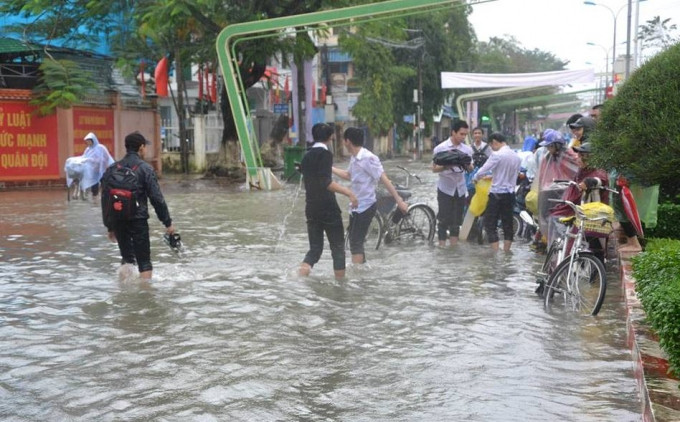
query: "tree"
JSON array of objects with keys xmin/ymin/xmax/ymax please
[
  {"xmin": 339, "ymin": 4, "xmax": 476, "ymax": 140},
  {"xmin": 591, "ymin": 41, "xmax": 680, "ymax": 200},
  {"xmin": 638, "ymin": 16, "xmax": 679, "ymax": 63}
]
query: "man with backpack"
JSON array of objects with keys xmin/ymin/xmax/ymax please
[
  {"xmin": 101, "ymin": 132, "xmax": 175, "ymax": 280},
  {"xmin": 470, "ymin": 126, "xmax": 491, "ymax": 169}
]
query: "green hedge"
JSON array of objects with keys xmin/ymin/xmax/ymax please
[
  {"xmin": 632, "ymin": 238, "xmax": 680, "ymax": 376},
  {"xmin": 645, "ymin": 203, "xmax": 680, "ymax": 239},
  {"xmin": 591, "ymin": 42, "xmax": 680, "ymax": 200}
]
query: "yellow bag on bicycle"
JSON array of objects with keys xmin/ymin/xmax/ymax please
[
  {"xmin": 469, "ymin": 179, "xmax": 491, "ymax": 216},
  {"xmin": 578, "ymin": 201, "xmax": 616, "ymax": 236},
  {"xmin": 525, "ymin": 188, "xmax": 538, "ymax": 215}
]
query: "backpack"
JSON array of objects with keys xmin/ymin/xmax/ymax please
[
  {"xmin": 433, "ymin": 149, "xmax": 472, "ymax": 169},
  {"xmin": 472, "ymin": 143, "xmax": 489, "ymax": 168},
  {"xmin": 103, "ymin": 163, "xmax": 140, "ymax": 222}
]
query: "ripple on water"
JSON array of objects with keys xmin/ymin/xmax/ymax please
[{"xmin": 0, "ymin": 166, "xmax": 642, "ymax": 421}]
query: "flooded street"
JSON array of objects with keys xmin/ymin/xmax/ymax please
[{"xmin": 0, "ymin": 159, "xmax": 641, "ymax": 421}]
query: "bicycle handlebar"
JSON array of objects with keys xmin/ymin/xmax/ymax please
[
  {"xmin": 396, "ymin": 166, "xmax": 422, "ymax": 184},
  {"xmin": 552, "ymin": 179, "xmax": 617, "ymax": 194}
]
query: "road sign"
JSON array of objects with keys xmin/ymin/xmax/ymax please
[{"xmin": 273, "ymin": 103, "xmax": 288, "ymax": 114}]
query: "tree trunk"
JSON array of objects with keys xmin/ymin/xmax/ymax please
[{"xmin": 175, "ymin": 48, "xmax": 189, "ymax": 174}]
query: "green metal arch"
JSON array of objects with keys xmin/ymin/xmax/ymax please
[{"xmin": 215, "ymin": 0, "xmax": 468, "ymax": 185}]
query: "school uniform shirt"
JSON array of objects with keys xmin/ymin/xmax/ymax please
[
  {"xmin": 348, "ymin": 147, "xmax": 384, "ymax": 213},
  {"xmin": 472, "ymin": 141, "xmax": 492, "ymax": 158},
  {"xmin": 433, "ymin": 138, "xmax": 473, "ymax": 197},
  {"xmin": 300, "ymin": 142, "xmax": 341, "ymax": 216},
  {"xmin": 474, "ymin": 145, "xmax": 522, "ymax": 194}
]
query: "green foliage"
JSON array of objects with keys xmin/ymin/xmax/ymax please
[
  {"xmin": 590, "ymin": 42, "xmax": 680, "ymax": 199},
  {"xmin": 29, "ymin": 58, "xmax": 97, "ymax": 115},
  {"xmin": 632, "ymin": 238, "xmax": 680, "ymax": 376},
  {"xmin": 645, "ymin": 203, "xmax": 680, "ymax": 239}
]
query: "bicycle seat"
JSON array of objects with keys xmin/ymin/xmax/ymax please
[
  {"xmin": 558, "ymin": 216, "xmax": 576, "ymax": 225},
  {"xmin": 396, "ymin": 189, "xmax": 412, "ymax": 200}
]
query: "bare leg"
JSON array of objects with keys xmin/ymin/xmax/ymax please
[
  {"xmin": 334, "ymin": 269, "xmax": 346, "ymax": 280},
  {"xmin": 299, "ymin": 262, "xmax": 312, "ymax": 276},
  {"xmin": 351, "ymin": 254, "xmax": 365, "ymax": 264},
  {"xmin": 489, "ymin": 241, "xmax": 499, "ymax": 251},
  {"xmin": 139, "ymin": 270, "xmax": 152, "ymax": 279},
  {"xmin": 449, "ymin": 236, "xmax": 458, "ymax": 247},
  {"xmin": 503, "ymin": 240, "xmax": 512, "ymax": 252}
]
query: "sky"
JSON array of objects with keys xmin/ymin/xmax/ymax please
[{"xmin": 468, "ymin": 0, "xmax": 680, "ymax": 80}]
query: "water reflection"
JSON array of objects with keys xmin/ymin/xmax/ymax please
[{"xmin": 0, "ymin": 160, "xmax": 641, "ymax": 421}]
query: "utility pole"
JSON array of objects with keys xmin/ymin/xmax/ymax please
[
  {"xmin": 625, "ymin": 0, "xmax": 633, "ymax": 78},
  {"xmin": 417, "ymin": 49, "xmax": 423, "ymax": 160}
]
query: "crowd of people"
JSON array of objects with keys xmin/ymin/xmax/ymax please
[
  {"xmin": 76, "ymin": 103, "xmax": 647, "ymax": 282},
  {"xmin": 297, "ymin": 103, "xmax": 648, "ymax": 280}
]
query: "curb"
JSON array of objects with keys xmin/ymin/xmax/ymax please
[{"xmin": 619, "ymin": 251, "xmax": 680, "ymax": 422}]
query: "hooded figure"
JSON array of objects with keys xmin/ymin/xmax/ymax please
[
  {"xmin": 64, "ymin": 132, "xmax": 115, "ymax": 191},
  {"xmin": 568, "ymin": 116, "xmax": 596, "ymax": 149},
  {"xmin": 531, "ymin": 129, "xmax": 581, "ymax": 244}
]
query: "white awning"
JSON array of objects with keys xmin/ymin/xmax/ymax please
[{"xmin": 441, "ymin": 69, "xmax": 595, "ymax": 89}]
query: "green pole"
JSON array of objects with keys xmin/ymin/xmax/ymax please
[{"xmin": 216, "ymin": 0, "xmax": 465, "ymax": 184}]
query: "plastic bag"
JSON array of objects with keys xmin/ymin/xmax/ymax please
[
  {"xmin": 525, "ymin": 188, "xmax": 538, "ymax": 215},
  {"xmin": 469, "ymin": 178, "xmax": 491, "ymax": 216}
]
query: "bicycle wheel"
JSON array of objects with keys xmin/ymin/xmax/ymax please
[
  {"xmin": 535, "ymin": 238, "xmax": 564, "ymax": 297},
  {"xmin": 512, "ymin": 213, "xmax": 523, "ymax": 238},
  {"xmin": 395, "ymin": 203, "xmax": 436, "ymax": 245},
  {"xmin": 544, "ymin": 252, "xmax": 607, "ymax": 316},
  {"xmin": 345, "ymin": 211, "xmax": 384, "ymax": 251}
]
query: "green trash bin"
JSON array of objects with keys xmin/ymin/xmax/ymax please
[{"xmin": 283, "ymin": 145, "xmax": 306, "ymax": 181}]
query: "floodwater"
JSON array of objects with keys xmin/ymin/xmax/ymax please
[{"xmin": 0, "ymin": 159, "xmax": 642, "ymax": 421}]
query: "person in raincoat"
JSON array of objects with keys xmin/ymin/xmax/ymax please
[
  {"xmin": 64, "ymin": 132, "xmax": 115, "ymax": 198},
  {"xmin": 532, "ymin": 129, "xmax": 580, "ymax": 247}
]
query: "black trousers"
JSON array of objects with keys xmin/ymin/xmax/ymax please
[
  {"xmin": 483, "ymin": 192, "xmax": 516, "ymax": 243},
  {"xmin": 113, "ymin": 218, "xmax": 152, "ymax": 272},
  {"xmin": 437, "ymin": 189, "xmax": 466, "ymax": 240},
  {"xmin": 303, "ymin": 210, "xmax": 346, "ymax": 271},
  {"xmin": 347, "ymin": 202, "xmax": 377, "ymax": 257}
]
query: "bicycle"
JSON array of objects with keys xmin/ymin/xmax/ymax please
[
  {"xmin": 535, "ymin": 181, "xmax": 617, "ymax": 295},
  {"xmin": 542, "ymin": 197, "xmax": 615, "ymax": 316},
  {"xmin": 346, "ymin": 166, "xmax": 436, "ymax": 250}
]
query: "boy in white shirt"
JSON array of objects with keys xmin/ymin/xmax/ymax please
[{"xmin": 333, "ymin": 127, "xmax": 408, "ymax": 264}]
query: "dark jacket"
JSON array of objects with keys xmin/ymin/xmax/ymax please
[
  {"xmin": 100, "ymin": 151, "xmax": 172, "ymax": 230},
  {"xmin": 300, "ymin": 146, "xmax": 341, "ymax": 217}
]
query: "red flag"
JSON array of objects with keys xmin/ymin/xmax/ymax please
[
  {"xmin": 155, "ymin": 57, "xmax": 169, "ymax": 97},
  {"xmin": 284, "ymin": 76, "xmax": 290, "ymax": 102},
  {"xmin": 210, "ymin": 70, "xmax": 217, "ymax": 103},
  {"xmin": 204, "ymin": 67, "xmax": 210, "ymax": 100}
]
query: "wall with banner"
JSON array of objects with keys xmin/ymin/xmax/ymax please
[
  {"xmin": 0, "ymin": 91, "xmax": 161, "ymax": 186},
  {"xmin": 72, "ymin": 107, "xmax": 115, "ymax": 156},
  {"xmin": 0, "ymin": 101, "xmax": 60, "ymax": 181}
]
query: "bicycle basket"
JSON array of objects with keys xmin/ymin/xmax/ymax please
[{"xmin": 577, "ymin": 202, "xmax": 615, "ymax": 236}]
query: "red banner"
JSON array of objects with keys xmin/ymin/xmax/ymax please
[
  {"xmin": 72, "ymin": 108, "xmax": 115, "ymax": 156},
  {"xmin": 0, "ymin": 101, "xmax": 59, "ymax": 180}
]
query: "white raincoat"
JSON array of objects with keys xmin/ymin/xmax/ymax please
[{"xmin": 64, "ymin": 132, "xmax": 115, "ymax": 189}]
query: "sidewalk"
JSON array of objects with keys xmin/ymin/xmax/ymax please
[{"xmin": 619, "ymin": 248, "xmax": 680, "ymax": 421}]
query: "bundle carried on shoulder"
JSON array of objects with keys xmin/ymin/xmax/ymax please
[{"xmin": 433, "ymin": 149, "xmax": 471, "ymax": 169}]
